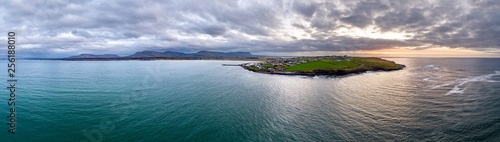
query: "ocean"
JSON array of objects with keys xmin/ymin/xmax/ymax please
[{"xmin": 1, "ymin": 58, "xmax": 500, "ymax": 141}]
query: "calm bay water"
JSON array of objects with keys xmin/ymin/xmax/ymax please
[{"xmin": 1, "ymin": 58, "xmax": 500, "ymax": 141}]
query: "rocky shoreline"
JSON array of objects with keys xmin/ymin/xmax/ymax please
[{"xmin": 242, "ymin": 65, "xmax": 405, "ymax": 76}]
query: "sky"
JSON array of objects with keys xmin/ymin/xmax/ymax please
[{"xmin": 1, "ymin": 0, "xmax": 500, "ymax": 58}]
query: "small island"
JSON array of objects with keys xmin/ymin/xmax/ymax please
[{"xmin": 240, "ymin": 56, "xmax": 405, "ymax": 76}]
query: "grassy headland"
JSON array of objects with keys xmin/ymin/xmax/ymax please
[{"xmin": 241, "ymin": 56, "xmax": 405, "ymax": 76}]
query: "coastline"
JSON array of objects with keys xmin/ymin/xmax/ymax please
[
  {"xmin": 240, "ymin": 56, "xmax": 406, "ymax": 77},
  {"xmin": 242, "ymin": 65, "xmax": 406, "ymax": 77},
  {"xmin": 24, "ymin": 58, "xmax": 261, "ymax": 61}
]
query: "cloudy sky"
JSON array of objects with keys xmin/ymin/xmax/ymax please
[{"xmin": 1, "ymin": 0, "xmax": 500, "ymax": 57}]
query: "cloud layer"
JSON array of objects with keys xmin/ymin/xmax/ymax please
[{"xmin": 1, "ymin": 0, "xmax": 499, "ymax": 57}]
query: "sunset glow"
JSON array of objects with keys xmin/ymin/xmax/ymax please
[{"xmin": 362, "ymin": 48, "xmax": 497, "ymax": 57}]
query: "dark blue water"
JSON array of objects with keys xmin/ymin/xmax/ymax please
[{"xmin": 1, "ymin": 58, "xmax": 499, "ymax": 141}]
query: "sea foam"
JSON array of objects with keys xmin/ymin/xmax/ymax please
[
  {"xmin": 424, "ymin": 64, "xmax": 441, "ymax": 70},
  {"xmin": 434, "ymin": 71, "xmax": 500, "ymax": 95}
]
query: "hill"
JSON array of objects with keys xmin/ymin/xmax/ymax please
[
  {"xmin": 127, "ymin": 50, "xmax": 189, "ymax": 58},
  {"xmin": 61, "ymin": 50, "xmax": 259, "ymax": 60},
  {"xmin": 69, "ymin": 54, "xmax": 120, "ymax": 59},
  {"xmin": 125, "ymin": 50, "xmax": 258, "ymax": 59}
]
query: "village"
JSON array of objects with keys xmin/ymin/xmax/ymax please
[{"xmin": 242, "ymin": 55, "xmax": 352, "ymax": 72}]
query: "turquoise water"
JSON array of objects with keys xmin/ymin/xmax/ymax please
[{"xmin": 1, "ymin": 58, "xmax": 500, "ymax": 141}]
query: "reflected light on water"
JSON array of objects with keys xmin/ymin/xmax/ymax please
[{"xmin": 257, "ymin": 58, "xmax": 428, "ymax": 141}]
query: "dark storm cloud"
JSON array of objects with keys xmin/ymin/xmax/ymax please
[
  {"xmin": 293, "ymin": 1, "xmax": 319, "ymax": 18},
  {"xmin": 201, "ymin": 25, "xmax": 227, "ymax": 36},
  {"xmin": 340, "ymin": 1, "xmax": 389, "ymax": 28},
  {"xmin": 71, "ymin": 30, "xmax": 92, "ymax": 38},
  {"xmin": 1, "ymin": 0, "xmax": 499, "ymax": 57},
  {"xmin": 122, "ymin": 32, "xmax": 141, "ymax": 39},
  {"xmin": 251, "ymin": 36, "xmax": 421, "ymax": 53},
  {"xmin": 374, "ymin": 8, "xmax": 429, "ymax": 32},
  {"xmin": 306, "ymin": 2, "xmax": 340, "ymax": 31}
]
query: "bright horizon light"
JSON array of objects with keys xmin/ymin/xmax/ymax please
[{"xmin": 334, "ymin": 26, "xmax": 412, "ymax": 40}]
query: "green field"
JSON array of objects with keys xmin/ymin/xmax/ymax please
[
  {"xmin": 285, "ymin": 59, "xmax": 358, "ymax": 72},
  {"xmin": 351, "ymin": 57, "xmax": 404, "ymax": 70},
  {"xmin": 284, "ymin": 57, "xmax": 403, "ymax": 72}
]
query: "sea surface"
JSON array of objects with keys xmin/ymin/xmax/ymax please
[{"xmin": 1, "ymin": 58, "xmax": 500, "ymax": 141}]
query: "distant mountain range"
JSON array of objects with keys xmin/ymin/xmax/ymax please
[
  {"xmin": 64, "ymin": 50, "xmax": 260, "ymax": 60},
  {"xmin": 69, "ymin": 54, "xmax": 121, "ymax": 59}
]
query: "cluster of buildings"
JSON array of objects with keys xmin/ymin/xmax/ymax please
[{"xmin": 242, "ymin": 55, "xmax": 351, "ymax": 72}]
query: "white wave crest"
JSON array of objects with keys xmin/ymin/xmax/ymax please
[
  {"xmin": 424, "ymin": 64, "xmax": 441, "ymax": 70},
  {"xmin": 423, "ymin": 74, "xmax": 445, "ymax": 82},
  {"xmin": 434, "ymin": 71, "xmax": 500, "ymax": 95},
  {"xmin": 445, "ymin": 86, "xmax": 468, "ymax": 95}
]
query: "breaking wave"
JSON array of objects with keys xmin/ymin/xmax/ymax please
[
  {"xmin": 434, "ymin": 71, "xmax": 500, "ymax": 95},
  {"xmin": 424, "ymin": 64, "xmax": 441, "ymax": 70}
]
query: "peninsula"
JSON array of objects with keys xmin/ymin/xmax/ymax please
[
  {"xmin": 240, "ymin": 56, "xmax": 405, "ymax": 76},
  {"xmin": 30, "ymin": 50, "xmax": 404, "ymax": 76}
]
